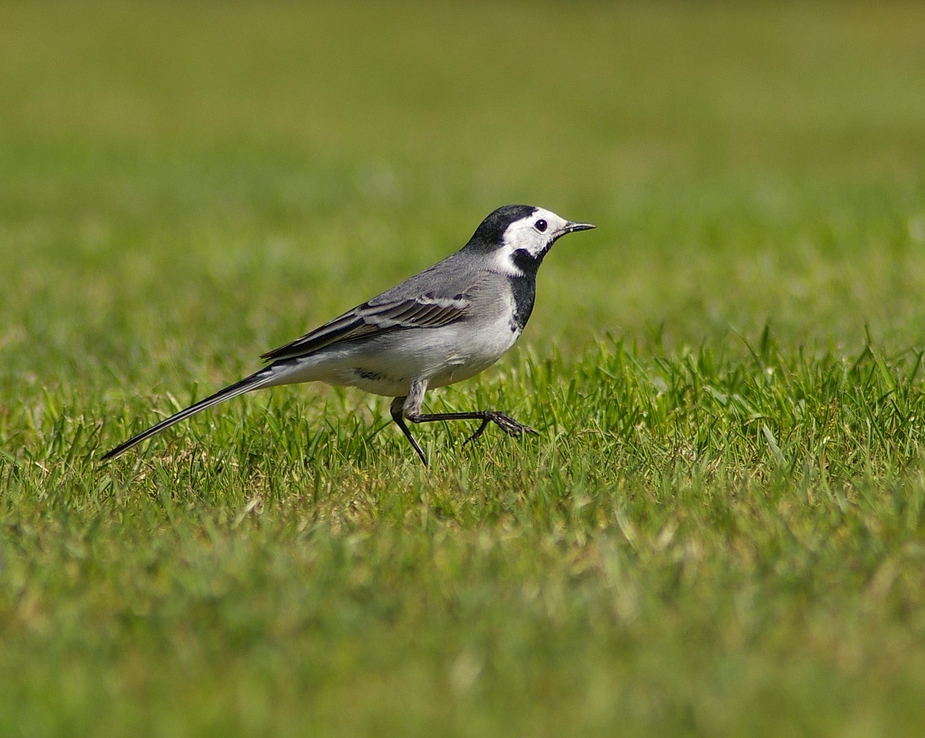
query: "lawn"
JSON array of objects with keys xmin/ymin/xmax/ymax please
[{"xmin": 3, "ymin": 1, "xmax": 925, "ymax": 736}]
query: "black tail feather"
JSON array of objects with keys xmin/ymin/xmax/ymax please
[{"xmin": 101, "ymin": 368, "xmax": 277, "ymax": 461}]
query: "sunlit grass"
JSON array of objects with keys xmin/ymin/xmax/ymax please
[{"xmin": 3, "ymin": 2, "xmax": 925, "ymax": 736}]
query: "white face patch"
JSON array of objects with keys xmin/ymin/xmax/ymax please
[{"xmin": 491, "ymin": 207, "xmax": 571, "ymax": 277}]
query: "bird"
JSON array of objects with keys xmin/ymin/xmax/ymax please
[{"xmin": 102, "ymin": 204, "xmax": 595, "ymax": 466}]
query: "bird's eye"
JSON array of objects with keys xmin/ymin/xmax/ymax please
[{"xmin": 535, "ymin": 219, "xmax": 548, "ymax": 233}]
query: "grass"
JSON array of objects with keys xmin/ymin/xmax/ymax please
[{"xmin": 3, "ymin": 1, "xmax": 925, "ymax": 735}]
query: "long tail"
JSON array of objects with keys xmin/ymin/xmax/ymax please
[{"xmin": 101, "ymin": 367, "xmax": 279, "ymax": 461}]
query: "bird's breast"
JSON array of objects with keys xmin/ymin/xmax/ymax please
[
  {"xmin": 507, "ymin": 273, "xmax": 537, "ymax": 332},
  {"xmin": 425, "ymin": 312, "xmax": 522, "ymax": 389}
]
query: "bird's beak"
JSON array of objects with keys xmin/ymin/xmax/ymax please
[{"xmin": 565, "ymin": 221, "xmax": 596, "ymax": 233}]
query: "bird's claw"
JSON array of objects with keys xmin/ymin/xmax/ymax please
[{"xmin": 463, "ymin": 412, "xmax": 537, "ymax": 447}]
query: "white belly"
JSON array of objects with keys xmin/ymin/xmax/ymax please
[{"xmin": 264, "ymin": 315, "xmax": 522, "ymax": 397}]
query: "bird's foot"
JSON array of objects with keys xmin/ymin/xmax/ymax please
[{"xmin": 463, "ymin": 412, "xmax": 538, "ymax": 446}]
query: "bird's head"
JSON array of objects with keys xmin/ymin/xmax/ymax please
[{"xmin": 465, "ymin": 204, "xmax": 595, "ymax": 277}]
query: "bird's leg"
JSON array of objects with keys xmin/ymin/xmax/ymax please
[
  {"xmin": 391, "ymin": 381, "xmax": 537, "ymax": 464},
  {"xmin": 407, "ymin": 410, "xmax": 538, "ymax": 446},
  {"xmin": 404, "ymin": 377, "xmax": 536, "ymax": 446},
  {"xmin": 390, "ymin": 396, "xmax": 428, "ymax": 466}
]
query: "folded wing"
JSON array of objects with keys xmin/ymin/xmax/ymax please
[{"xmin": 260, "ymin": 293, "xmax": 470, "ymax": 363}]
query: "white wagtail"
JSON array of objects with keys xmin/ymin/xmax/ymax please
[{"xmin": 102, "ymin": 205, "xmax": 594, "ymax": 465}]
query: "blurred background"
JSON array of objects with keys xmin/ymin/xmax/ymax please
[
  {"xmin": 2, "ymin": 1, "xmax": 925, "ymax": 379},
  {"xmin": 5, "ymin": 5, "xmax": 925, "ymax": 734}
]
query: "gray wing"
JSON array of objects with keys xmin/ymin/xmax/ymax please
[
  {"xmin": 261, "ymin": 251, "xmax": 491, "ymax": 363},
  {"xmin": 261, "ymin": 294, "xmax": 469, "ymax": 362},
  {"xmin": 261, "ymin": 292, "xmax": 470, "ymax": 363}
]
